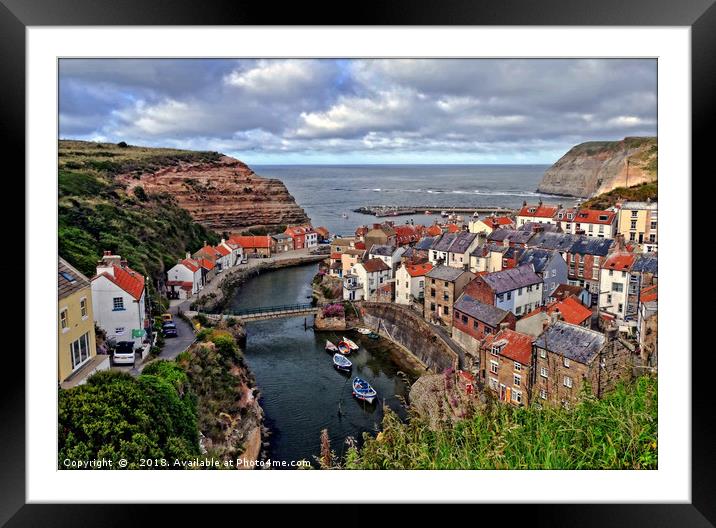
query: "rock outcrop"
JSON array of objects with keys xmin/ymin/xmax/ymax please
[
  {"xmin": 120, "ymin": 155, "xmax": 310, "ymax": 232},
  {"xmin": 537, "ymin": 137, "xmax": 657, "ymax": 198}
]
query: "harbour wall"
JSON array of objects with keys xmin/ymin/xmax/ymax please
[{"xmin": 359, "ymin": 302, "xmax": 459, "ymax": 373}]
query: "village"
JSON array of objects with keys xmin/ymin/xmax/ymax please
[{"xmin": 58, "ymin": 197, "xmax": 657, "ymax": 412}]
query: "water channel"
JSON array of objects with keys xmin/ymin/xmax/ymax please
[{"xmin": 229, "ymin": 263, "xmax": 413, "ymax": 467}]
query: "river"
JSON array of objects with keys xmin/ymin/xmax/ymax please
[{"xmin": 230, "ymin": 263, "xmax": 413, "ymax": 467}]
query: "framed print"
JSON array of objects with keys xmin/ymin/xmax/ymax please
[{"xmin": 3, "ymin": 0, "xmax": 709, "ymax": 524}]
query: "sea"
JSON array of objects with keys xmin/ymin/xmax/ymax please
[{"xmin": 252, "ymin": 164, "xmax": 569, "ymax": 236}]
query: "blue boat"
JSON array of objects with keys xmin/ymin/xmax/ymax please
[
  {"xmin": 352, "ymin": 377, "xmax": 377, "ymax": 403},
  {"xmin": 333, "ymin": 353, "xmax": 352, "ymax": 371}
]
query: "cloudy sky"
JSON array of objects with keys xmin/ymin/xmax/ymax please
[{"xmin": 59, "ymin": 58, "xmax": 657, "ymax": 164}]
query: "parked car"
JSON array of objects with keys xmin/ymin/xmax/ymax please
[
  {"xmin": 112, "ymin": 341, "xmax": 136, "ymax": 365},
  {"xmin": 162, "ymin": 313, "xmax": 173, "ymax": 323},
  {"xmin": 162, "ymin": 322, "xmax": 178, "ymax": 338}
]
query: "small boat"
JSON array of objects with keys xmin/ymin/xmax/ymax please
[
  {"xmin": 342, "ymin": 337, "xmax": 359, "ymax": 350},
  {"xmin": 441, "ymin": 210, "xmax": 448, "ymax": 217},
  {"xmin": 352, "ymin": 377, "xmax": 377, "ymax": 403},
  {"xmin": 337, "ymin": 341, "xmax": 352, "ymax": 355},
  {"xmin": 333, "ymin": 353, "xmax": 352, "ymax": 371},
  {"xmin": 367, "ymin": 332, "xmax": 380, "ymax": 340},
  {"xmin": 342, "ymin": 212, "xmax": 349, "ymax": 218},
  {"xmin": 325, "ymin": 340, "xmax": 338, "ymax": 352},
  {"xmin": 425, "ymin": 210, "xmax": 432, "ymax": 215},
  {"xmin": 473, "ymin": 211, "xmax": 480, "ymax": 218},
  {"xmin": 356, "ymin": 328, "xmax": 372, "ymax": 335}
]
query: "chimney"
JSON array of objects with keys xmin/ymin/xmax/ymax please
[
  {"xmin": 500, "ymin": 322, "xmax": 510, "ymax": 331},
  {"xmin": 221, "ymin": 238, "xmax": 226, "ymax": 245},
  {"xmin": 186, "ymin": 252, "xmax": 191, "ymax": 259},
  {"xmin": 522, "ymin": 200, "xmax": 527, "ymax": 207},
  {"xmin": 203, "ymin": 240, "xmax": 207, "ymax": 247}
]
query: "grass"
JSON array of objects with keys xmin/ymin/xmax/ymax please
[
  {"xmin": 581, "ymin": 181, "xmax": 657, "ymax": 210},
  {"xmin": 58, "ymin": 139, "xmax": 222, "ymax": 279},
  {"xmin": 343, "ymin": 376, "xmax": 657, "ymax": 470}
]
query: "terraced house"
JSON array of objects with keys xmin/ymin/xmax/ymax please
[
  {"xmin": 58, "ymin": 258, "xmax": 109, "ymax": 389},
  {"xmin": 424, "ymin": 265, "xmax": 475, "ymax": 327},
  {"xmin": 452, "ymin": 293, "xmax": 515, "ymax": 364},
  {"xmin": 482, "ymin": 329, "xmax": 534, "ymax": 406},
  {"xmin": 463, "ymin": 264, "xmax": 543, "ymax": 316}
]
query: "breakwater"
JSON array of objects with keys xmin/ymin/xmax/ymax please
[{"xmin": 354, "ymin": 205, "xmax": 514, "ymax": 217}]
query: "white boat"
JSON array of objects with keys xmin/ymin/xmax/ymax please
[
  {"xmin": 325, "ymin": 340, "xmax": 338, "ymax": 352},
  {"xmin": 441, "ymin": 210, "xmax": 448, "ymax": 217},
  {"xmin": 342, "ymin": 337, "xmax": 360, "ymax": 350},
  {"xmin": 356, "ymin": 328, "xmax": 372, "ymax": 335},
  {"xmin": 473, "ymin": 211, "xmax": 480, "ymax": 218},
  {"xmin": 333, "ymin": 353, "xmax": 352, "ymax": 371},
  {"xmin": 352, "ymin": 377, "xmax": 377, "ymax": 403}
]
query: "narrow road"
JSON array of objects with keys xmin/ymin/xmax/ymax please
[{"xmin": 158, "ymin": 311, "xmax": 195, "ymax": 361}]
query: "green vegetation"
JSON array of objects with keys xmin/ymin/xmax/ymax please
[
  {"xmin": 582, "ymin": 181, "xmax": 657, "ymax": 210},
  {"xmin": 58, "ymin": 367, "xmax": 199, "ymax": 469},
  {"xmin": 342, "ymin": 376, "xmax": 657, "ymax": 470},
  {"xmin": 58, "ymin": 140, "xmax": 221, "ymax": 279}
]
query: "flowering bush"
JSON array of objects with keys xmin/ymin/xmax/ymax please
[{"xmin": 322, "ymin": 303, "xmax": 345, "ymax": 318}]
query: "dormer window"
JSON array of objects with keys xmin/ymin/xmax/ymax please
[{"xmin": 567, "ymin": 213, "xmax": 574, "ymax": 219}]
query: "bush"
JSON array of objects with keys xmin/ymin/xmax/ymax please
[
  {"xmin": 133, "ymin": 186, "xmax": 148, "ymax": 202},
  {"xmin": 321, "ymin": 303, "xmax": 345, "ymax": 318}
]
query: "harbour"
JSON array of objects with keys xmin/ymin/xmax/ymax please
[{"xmin": 353, "ymin": 205, "xmax": 515, "ymax": 218}]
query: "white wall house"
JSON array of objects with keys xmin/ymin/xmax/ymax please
[
  {"xmin": 343, "ymin": 273, "xmax": 364, "ymax": 301},
  {"xmin": 395, "ymin": 262, "xmax": 432, "ymax": 305},
  {"xmin": 368, "ymin": 244, "xmax": 406, "ymax": 276},
  {"xmin": 218, "ymin": 239, "xmax": 244, "ymax": 266},
  {"xmin": 166, "ymin": 258, "xmax": 202, "ymax": 300},
  {"xmin": 91, "ymin": 252, "xmax": 147, "ymax": 349},
  {"xmin": 598, "ymin": 253, "xmax": 635, "ymax": 323},
  {"xmin": 446, "ymin": 232, "xmax": 480, "ymax": 270},
  {"xmin": 304, "ymin": 229, "xmax": 319, "ymax": 248},
  {"xmin": 351, "ymin": 259, "xmax": 392, "ymax": 301}
]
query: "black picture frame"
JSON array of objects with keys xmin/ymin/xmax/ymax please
[{"xmin": 3, "ymin": 0, "xmax": 707, "ymax": 524}]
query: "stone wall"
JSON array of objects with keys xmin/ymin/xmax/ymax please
[{"xmin": 359, "ymin": 302, "xmax": 458, "ymax": 373}]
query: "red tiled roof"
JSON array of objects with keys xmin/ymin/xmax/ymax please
[
  {"xmin": 484, "ymin": 216, "xmax": 514, "ymax": 229},
  {"xmin": 458, "ymin": 370, "xmax": 475, "ymax": 383},
  {"xmin": 426, "ymin": 225, "xmax": 443, "ymax": 236},
  {"xmin": 354, "ymin": 242, "xmax": 366, "ymax": 250},
  {"xmin": 95, "ymin": 265, "xmax": 145, "ymax": 300},
  {"xmin": 215, "ymin": 245, "xmax": 231, "ymax": 256},
  {"xmin": 517, "ymin": 204, "xmax": 559, "ymax": 218},
  {"xmin": 199, "ymin": 258, "xmax": 215, "ymax": 271},
  {"xmin": 330, "ymin": 252, "xmax": 343, "ymax": 260},
  {"xmin": 484, "ymin": 329, "xmax": 533, "ymax": 365},
  {"xmin": 228, "ymin": 235, "xmax": 271, "ymax": 248},
  {"xmin": 446, "ymin": 223, "xmax": 461, "ymax": 233},
  {"xmin": 640, "ymin": 285, "xmax": 658, "ymax": 303},
  {"xmin": 547, "ymin": 296, "xmax": 593, "ymax": 326},
  {"xmin": 315, "ymin": 226, "xmax": 330, "ymax": 237},
  {"xmin": 167, "ymin": 280, "xmax": 194, "ymax": 291},
  {"xmin": 361, "ymin": 258, "xmax": 390, "ymax": 273},
  {"xmin": 573, "ymin": 209, "xmax": 616, "ymax": 225},
  {"xmin": 181, "ymin": 258, "xmax": 200, "ymax": 272},
  {"xmin": 200, "ymin": 244, "xmax": 220, "ymax": 256},
  {"xmin": 603, "ymin": 252, "xmax": 636, "ymax": 271},
  {"xmin": 405, "ymin": 262, "xmax": 433, "ymax": 277}
]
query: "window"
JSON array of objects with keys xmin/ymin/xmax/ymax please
[
  {"xmin": 630, "ymin": 220, "xmax": 637, "ymax": 230},
  {"xmin": 608, "ymin": 269, "xmax": 613, "ymax": 276},
  {"xmin": 490, "ymin": 361, "xmax": 499, "ymax": 374},
  {"xmin": 650, "ymin": 221, "xmax": 657, "ymax": 230},
  {"xmin": 473, "ymin": 320, "xmax": 479, "ymax": 330},
  {"xmin": 514, "ymin": 362, "xmax": 521, "ymax": 372},
  {"xmin": 518, "ymin": 287, "xmax": 523, "ymax": 295},
  {"xmin": 511, "ymin": 389, "xmax": 522, "ymax": 404},
  {"xmin": 497, "ymin": 293, "xmax": 504, "ymax": 302},
  {"xmin": 526, "ymin": 285, "xmax": 532, "ymax": 292},
  {"xmin": 564, "ymin": 376, "xmax": 573, "ymax": 388},
  {"xmin": 563, "ymin": 357, "xmax": 570, "ymax": 368},
  {"xmin": 618, "ymin": 303, "xmax": 623, "ymax": 313},
  {"xmin": 599, "ymin": 225, "xmax": 604, "ymax": 233},
  {"xmin": 491, "ymin": 344, "xmax": 501, "ymax": 356},
  {"xmin": 631, "ymin": 210, "xmax": 638, "ymax": 218},
  {"xmin": 506, "ymin": 291, "xmax": 512, "ymax": 300},
  {"xmin": 540, "ymin": 389, "xmax": 547, "ymax": 400},
  {"xmin": 430, "ymin": 289, "xmax": 436, "ymax": 298},
  {"xmin": 60, "ymin": 308, "xmax": 68, "ymax": 330},
  {"xmin": 649, "ymin": 234, "xmax": 656, "ymax": 242},
  {"xmin": 612, "ymin": 282, "xmax": 623, "ymax": 292},
  {"xmin": 516, "ymin": 306, "xmax": 522, "ymax": 315},
  {"xmin": 430, "ymin": 303, "xmax": 436, "ymax": 311},
  {"xmin": 443, "ymin": 306, "xmax": 449, "ymax": 316},
  {"xmin": 607, "ymin": 294, "xmax": 612, "ymax": 304},
  {"xmin": 489, "ymin": 378, "xmax": 499, "ymax": 390},
  {"xmin": 113, "ymin": 297, "xmax": 125, "ymax": 311},
  {"xmin": 484, "ymin": 327, "xmax": 492, "ymax": 335},
  {"xmin": 70, "ymin": 332, "xmax": 91, "ymax": 370},
  {"xmin": 80, "ymin": 297, "xmax": 88, "ymax": 318},
  {"xmin": 540, "ymin": 349, "xmax": 546, "ymax": 359},
  {"xmin": 513, "ymin": 374, "xmax": 521, "ymax": 387},
  {"xmin": 629, "ymin": 232, "xmax": 636, "ymax": 242},
  {"xmin": 551, "ymin": 269, "xmax": 556, "ymax": 277},
  {"xmin": 540, "ymin": 367, "xmax": 548, "ymax": 378},
  {"xmin": 461, "ymin": 314, "xmax": 467, "ymax": 324}
]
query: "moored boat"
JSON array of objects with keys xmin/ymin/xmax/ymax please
[
  {"xmin": 356, "ymin": 328, "xmax": 372, "ymax": 335},
  {"xmin": 425, "ymin": 210, "xmax": 432, "ymax": 215},
  {"xmin": 367, "ymin": 332, "xmax": 379, "ymax": 339},
  {"xmin": 337, "ymin": 341, "xmax": 352, "ymax": 355},
  {"xmin": 325, "ymin": 340, "xmax": 338, "ymax": 352},
  {"xmin": 333, "ymin": 353, "xmax": 352, "ymax": 371},
  {"xmin": 441, "ymin": 210, "xmax": 448, "ymax": 217},
  {"xmin": 342, "ymin": 337, "xmax": 359, "ymax": 350},
  {"xmin": 352, "ymin": 377, "xmax": 377, "ymax": 403}
]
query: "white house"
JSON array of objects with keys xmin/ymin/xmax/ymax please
[
  {"xmin": 395, "ymin": 262, "xmax": 433, "ymax": 305},
  {"xmin": 342, "ymin": 273, "xmax": 364, "ymax": 301},
  {"xmin": 557, "ymin": 209, "xmax": 618, "ymax": 238},
  {"xmin": 91, "ymin": 251, "xmax": 148, "ymax": 348},
  {"xmin": 368, "ymin": 244, "xmax": 406, "ymax": 276},
  {"xmin": 515, "ymin": 202, "xmax": 559, "ymax": 226},
  {"xmin": 351, "ymin": 258, "xmax": 392, "ymax": 301},
  {"xmin": 598, "ymin": 252, "xmax": 636, "ymax": 323},
  {"xmin": 304, "ymin": 228, "xmax": 318, "ymax": 248},
  {"xmin": 446, "ymin": 232, "xmax": 480, "ymax": 270},
  {"xmin": 166, "ymin": 256, "xmax": 202, "ymax": 300}
]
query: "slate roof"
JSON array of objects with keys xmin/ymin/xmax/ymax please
[
  {"xmin": 632, "ymin": 254, "xmax": 658, "ymax": 274},
  {"xmin": 431, "ymin": 233, "xmax": 457, "ymax": 252},
  {"xmin": 533, "ymin": 321, "xmax": 605, "ymax": 364},
  {"xmin": 59, "ymin": 257, "xmax": 91, "ymax": 300},
  {"xmin": 415, "ymin": 236, "xmax": 437, "ymax": 250},
  {"xmin": 481, "ymin": 264, "xmax": 542, "ymax": 293},
  {"xmin": 370, "ymin": 244, "xmax": 396, "ymax": 257},
  {"xmin": 528, "ymin": 232, "xmax": 580, "ymax": 252},
  {"xmin": 518, "ymin": 248, "xmax": 555, "ymax": 273},
  {"xmin": 448, "ymin": 232, "xmax": 478, "ymax": 254},
  {"xmin": 569, "ymin": 236, "xmax": 614, "ymax": 257},
  {"xmin": 488, "ymin": 228, "xmax": 534, "ymax": 245},
  {"xmin": 426, "ymin": 265, "xmax": 470, "ymax": 282},
  {"xmin": 518, "ymin": 222, "xmax": 561, "ymax": 233},
  {"xmin": 454, "ymin": 293, "xmax": 511, "ymax": 326}
]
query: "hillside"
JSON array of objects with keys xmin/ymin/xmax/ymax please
[
  {"xmin": 341, "ymin": 376, "xmax": 657, "ymax": 470},
  {"xmin": 58, "ymin": 140, "xmax": 309, "ymax": 280},
  {"xmin": 581, "ymin": 181, "xmax": 657, "ymax": 210},
  {"xmin": 538, "ymin": 137, "xmax": 657, "ymax": 198}
]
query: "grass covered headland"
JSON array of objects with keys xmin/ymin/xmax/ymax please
[{"xmin": 343, "ymin": 376, "xmax": 657, "ymax": 470}]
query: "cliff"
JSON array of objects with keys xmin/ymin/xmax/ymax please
[
  {"xmin": 118, "ymin": 155, "xmax": 310, "ymax": 233},
  {"xmin": 537, "ymin": 137, "xmax": 657, "ymax": 198}
]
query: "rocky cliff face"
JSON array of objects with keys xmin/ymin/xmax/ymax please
[
  {"xmin": 537, "ymin": 137, "xmax": 657, "ymax": 198},
  {"xmin": 120, "ymin": 155, "xmax": 310, "ymax": 232}
]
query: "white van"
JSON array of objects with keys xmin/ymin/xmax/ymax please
[{"xmin": 112, "ymin": 341, "xmax": 136, "ymax": 365}]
